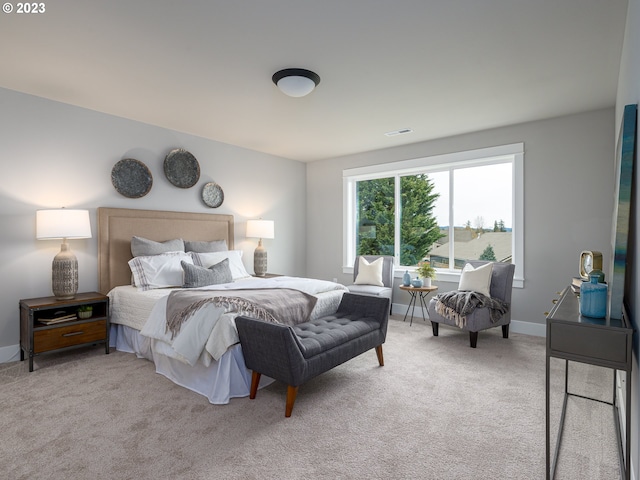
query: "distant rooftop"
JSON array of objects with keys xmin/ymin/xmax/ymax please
[{"xmin": 429, "ymin": 230, "xmax": 512, "ymax": 267}]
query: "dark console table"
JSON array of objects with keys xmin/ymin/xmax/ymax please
[{"xmin": 546, "ymin": 287, "xmax": 633, "ymax": 480}]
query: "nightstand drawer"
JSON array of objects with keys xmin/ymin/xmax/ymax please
[{"xmin": 33, "ymin": 320, "xmax": 107, "ymax": 353}]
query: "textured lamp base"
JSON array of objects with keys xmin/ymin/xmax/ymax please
[
  {"xmin": 254, "ymin": 242, "xmax": 268, "ymax": 277},
  {"xmin": 52, "ymin": 243, "xmax": 78, "ymax": 300}
]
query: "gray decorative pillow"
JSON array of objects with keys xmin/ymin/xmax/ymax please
[
  {"xmin": 131, "ymin": 236, "xmax": 185, "ymax": 257},
  {"xmin": 184, "ymin": 239, "xmax": 228, "ymax": 253},
  {"xmin": 182, "ymin": 258, "xmax": 233, "ymax": 288}
]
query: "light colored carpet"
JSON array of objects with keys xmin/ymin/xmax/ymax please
[{"xmin": 0, "ymin": 316, "xmax": 620, "ymax": 480}]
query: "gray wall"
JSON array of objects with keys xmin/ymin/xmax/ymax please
[
  {"xmin": 0, "ymin": 90, "xmax": 617, "ymax": 350},
  {"xmin": 615, "ymin": 0, "xmax": 640, "ymax": 475},
  {"xmin": 307, "ymin": 108, "xmax": 615, "ymax": 334},
  {"xmin": 0, "ymin": 87, "xmax": 307, "ymax": 358}
]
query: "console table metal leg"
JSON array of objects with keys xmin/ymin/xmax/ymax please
[
  {"xmin": 550, "ymin": 359, "xmax": 570, "ymax": 480},
  {"xmin": 615, "ymin": 368, "xmax": 632, "ymax": 480},
  {"xmin": 547, "ymin": 359, "xmax": 571, "ymax": 480},
  {"xmin": 548, "ymin": 360, "xmax": 630, "ymax": 480},
  {"xmin": 546, "ymin": 352, "xmax": 551, "ymax": 480},
  {"xmin": 625, "ymin": 369, "xmax": 631, "ymax": 480}
]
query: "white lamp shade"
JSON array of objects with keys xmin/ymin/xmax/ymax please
[
  {"xmin": 246, "ymin": 220, "xmax": 274, "ymax": 239},
  {"xmin": 36, "ymin": 209, "xmax": 92, "ymax": 239}
]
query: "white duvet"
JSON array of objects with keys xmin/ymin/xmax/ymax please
[{"xmin": 111, "ymin": 276, "xmax": 347, "ymax": 368}]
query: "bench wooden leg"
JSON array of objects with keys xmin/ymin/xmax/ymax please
[
  {"xmin": 285, "ymin": 385, "xmax": 299, "ymax": 417},
  {"xmin": 250, "ymin": 371, "xmax": 261, "ymax": 399},
  {"xmin": 375, "ymin": 345, "xmax": 384, "ymax": 366}
]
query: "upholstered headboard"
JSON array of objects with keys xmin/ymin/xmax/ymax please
[{"xmin": 97, "ymin": 207, "xmax": 234, "ymax": 294}]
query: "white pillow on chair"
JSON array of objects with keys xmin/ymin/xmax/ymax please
[
  {"xmin": 458, "ymin": 262, "xmax": 493, "ymax": 297},
  {"xmin": 354, "ymin": 257, "xmax": 384, "ymax": 286}
]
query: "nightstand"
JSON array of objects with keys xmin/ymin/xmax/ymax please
[
  {"xmin": 19, "ymin": 292, "xmax": 110, "ymax": 372},
  {"xmin": 252, "ymin": 273, "xmax": 283, "ymax": 278}
]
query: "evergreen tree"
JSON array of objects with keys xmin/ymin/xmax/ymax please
[
  {"xmin": 356, "ymin": 177, "xmax": 395, "ymax": 257},
  {"xmin": 356, "ymin": 175, "xmax": 441, "ymax": 265},
  {"xmin": 479, "ymin": 244, "xmax": 496, "ymax": 261}
]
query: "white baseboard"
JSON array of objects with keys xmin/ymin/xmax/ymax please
[
  {"xmin": 510, "ymin": 319, "xmax": 546, "ymax": 337},
  {"xmin": 0, "ymin": 344, "xmax": 21, "ymax": 364},
  {"xmin": 391, "ymin": 303, "xmax": 546, "ymax": 337}
]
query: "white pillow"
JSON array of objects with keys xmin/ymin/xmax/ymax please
[
  {"xmin": 129, "ymin": 252, "xmax": 193, "ymax": 291},
  {"xmin": 354, "ymin": 257, "xmax": 384, "ymax": 286},
  {"xmin": 190, "ymin": 250, "xmax": 252, "ymax": 281},
  {"xmin": 458, "ymin": 262, "xmax": 493, "ymax": 297}
]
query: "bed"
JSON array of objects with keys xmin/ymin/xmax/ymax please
[{"xmin": 98, "ymin": 207, "xmax": 347, "ymax": 404}]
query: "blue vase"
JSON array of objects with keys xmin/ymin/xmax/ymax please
[
  {"xmin": 580, "ymin": 274, "xmax": 607, "ymax": 318},
  {"xmin": 402, "ymin": 270, "xmax": 411, "ymax": 286},
  {"xmin": 411, "ymin": 277, "xmax": 423, "ymax": 288},
  {"xmin": 589, "ymin": 269, "xmax": 605, "ymax": 283}
]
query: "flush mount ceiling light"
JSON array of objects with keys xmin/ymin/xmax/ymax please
[{"xmin": 272, "ymin": 68, "xmax": 321, "ymax": 97}]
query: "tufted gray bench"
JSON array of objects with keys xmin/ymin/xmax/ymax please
[{"xmin": 235, "ymin": 293, "xmax": 389, "ymax": 417}]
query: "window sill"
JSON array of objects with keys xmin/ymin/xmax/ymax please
[{"xmin": 343, "ymin": 266, "xmax": 523, "ymax": 288}]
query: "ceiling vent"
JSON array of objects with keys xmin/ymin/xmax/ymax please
[{"xmin": 384, "ymin": 128, "xmax": 413, "ymax": 137}]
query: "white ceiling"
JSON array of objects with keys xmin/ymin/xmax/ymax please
[{"xmin": 0, "ymin": 0, "xmax": 628, "ymax": 162}]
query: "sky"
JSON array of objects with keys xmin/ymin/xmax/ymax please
[{"xmin": 429, "ymin": 162, "xmax": 512, "ymax": 229}]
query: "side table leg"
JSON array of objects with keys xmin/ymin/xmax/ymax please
[
  {"xmin": 409, "ymin": 292, "xmax": 418, "ymax": 326},
  {"xmin": 418, "ymin": 292, "xmax": 430, "ymax": 323},
  {"xmin": 403, "ymin": 291, "xmax": 418, "ymax": 326},
  {"xmin": 402, "ymin": 293, "xmax": 414, "ymax": 323}
]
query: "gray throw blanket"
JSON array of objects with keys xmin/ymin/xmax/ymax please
[
  {"xmin": 434, "ymin": 291, "xmax": 509, "ymax": 328},
  {"xmin": 166, "ymin": 288, "xmax": 318, "ymax": 339}
]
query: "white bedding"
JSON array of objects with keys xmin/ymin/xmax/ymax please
[
  {"xmin": 109, "ymin": 286, "xmax": 177, "ymax": 330},
  {"xmin": 108, "ymin": 276, "xmax": 347, "ymax": 404},
  {"xmin": 109, "ymin": 325, "xmax": 272, "ymax": 404},
  {"xmin": 109, "ymin": 276, "xmax": 346, "ymax": 330}
]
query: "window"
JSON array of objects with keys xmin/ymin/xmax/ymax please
[{"xmin": 343, "ymin": 143, "xmax": 524, "ymax": 287}]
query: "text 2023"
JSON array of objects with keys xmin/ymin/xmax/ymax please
[{"xmin": 17, "ymin": 3, "xmax": 45, "ymax": 13}]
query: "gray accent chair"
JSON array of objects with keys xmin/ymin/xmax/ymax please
[
  {"xmin": 236, "ymin": 293, "xmax": 389, "ymax": 417},
  {"xmin": 346, "ymin": 255, "xmax": 394, "ymax": 313},
  {"xmin": 427, "ymin": 260, "xmax": 515, "ymax": 348}
]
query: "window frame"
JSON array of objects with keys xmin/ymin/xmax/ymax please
[{"xmin": 343, "ymin": 143, "xmax": 524, "ymax": 288}]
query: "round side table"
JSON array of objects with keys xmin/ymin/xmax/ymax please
[{"xmin": 399, "ymin": 285, "xmax": 438, "ymax": 326}]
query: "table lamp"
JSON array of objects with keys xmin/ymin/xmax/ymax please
[
  {"xmin": 36, "ymin": 209, "xmax": 92, "ymax": 299},
  {"xmin": 246, "ymin": 219, "xmax": 274, "ymax": 276}
]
